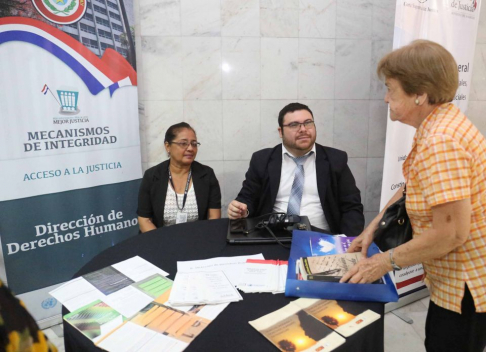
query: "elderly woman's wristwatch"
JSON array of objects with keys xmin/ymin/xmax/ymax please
[{"xmin": 389, "ymin": 248, "xmax": 402, "ymax": 271}]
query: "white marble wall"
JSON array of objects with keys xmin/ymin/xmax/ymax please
[{"xmin": 134, "ymin": 0, "xmax": 486, "ymax": 223}]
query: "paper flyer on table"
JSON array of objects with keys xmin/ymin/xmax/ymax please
[{"xmin": 49, "ymin": 277, "xmax": 104, "ymax": 312}]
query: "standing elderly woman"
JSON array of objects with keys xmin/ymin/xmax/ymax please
[
  {"xmin": 341, "ymin": 40, "xmax": 486, "ymax": 352},
  {"xmin": 137, "ymin": 122, "xmax": 221, "ymax": 231}
]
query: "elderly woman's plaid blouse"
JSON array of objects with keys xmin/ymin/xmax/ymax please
[{"xmin": 403, "ymin": 103, "xmax": 486, "ymax": 314}]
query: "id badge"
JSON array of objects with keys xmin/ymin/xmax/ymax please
[{"xmin": 176, "ymin": 211, "xmax": 188, "ymax": 224}]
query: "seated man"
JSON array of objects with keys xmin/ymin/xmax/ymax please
[{"xmin": 227, "ymin": 103, "xmax": 364, "ymax": 237}]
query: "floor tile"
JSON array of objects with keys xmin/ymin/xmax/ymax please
[{"xmin": 384, "ymin": 310, "xmax": 426, "ymax": 352}]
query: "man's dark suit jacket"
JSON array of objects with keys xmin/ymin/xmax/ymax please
[
  {"xmin": 235, "ymin": 143, "xmax": 365, "ymax": 237},
  {"xmin": 137, "ymin": 160, "xmax": 221, "ymax": 228}
]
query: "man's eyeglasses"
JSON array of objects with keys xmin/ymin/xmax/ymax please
[
  {"xmin": 282, "ymin": 120, "xmax": 315, "ymax": 131},
  {"xmin": 171, "ymin": 141, "xmax": 201, "ymax": 148}
]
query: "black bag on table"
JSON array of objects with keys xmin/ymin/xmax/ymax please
[{"xmin": 373, "ymin": 187, "xmax": 413, "ymax": 252}]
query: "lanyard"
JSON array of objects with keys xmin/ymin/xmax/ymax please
[{"xmin": 168, "ymin": 167, "xmax": 192, "ymax": 211}]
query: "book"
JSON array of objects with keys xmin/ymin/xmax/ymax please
[{"xmin": 299, "ymin": 253, "xmax": 362, "ymax": 282}]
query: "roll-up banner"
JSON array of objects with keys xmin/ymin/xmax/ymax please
[
  {"xmin": 0, "ymin": 0, "xmax": 141, "ymax": 326},
  {"xmin": 381, "ymin": 0, "xmax": 482, "ymax": 309}
]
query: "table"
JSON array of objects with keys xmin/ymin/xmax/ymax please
[{"xmin": 63, "ymin": 219, "xmax": 384, "ymax": 352}]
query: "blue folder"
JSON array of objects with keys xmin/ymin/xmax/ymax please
[{"xmin": 285, "ymin": 230, "xmax": 399, "ymax": 303}]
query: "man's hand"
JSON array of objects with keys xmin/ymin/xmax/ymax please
[
  {"xmin": 339, "ymin": 252, "xmax": 390, "ymax": 284},
  {"xmin": 347, "ymin": 226, "xmax": 375, "ymax": 258},
  {"xmin": 227, "ymin": 200, "xmax": 248, "ymax": 219}
]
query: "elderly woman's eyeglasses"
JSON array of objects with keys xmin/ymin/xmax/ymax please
[
  {"xmin": 171, "ymin": 141, "xmax": 201, "ymax": 149},
  {"xmin": 282, "ymin": 120, "xmax": 315, "ymax": 131}
]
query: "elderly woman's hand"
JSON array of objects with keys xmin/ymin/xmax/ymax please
[
  {"xmin": 347, "ymin": 226, "xmax": 375, "ymax": 257},
  {"xmin": 339, "ymin": 252, "xmax": 391, "ymax": 284}
]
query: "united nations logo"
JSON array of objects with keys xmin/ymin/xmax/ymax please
[
  {"xmin": 417, "ymin": 0, "xmax": 427, "ymax": 3},
  {"xmin": 32, "ymin": 0, "xmax": 87, "ymax": 24},
  {"xmin": 41, "ymin": 297, "xmax": 58, "ymax": 309}
]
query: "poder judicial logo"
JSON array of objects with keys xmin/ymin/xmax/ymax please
[
  {"xmin": 41, "ymin": 84, "xmax": 89, "ymax": 125},
  {"xmin": 32, "ymin": 0, "xmax": 87, "ymax": 25}
]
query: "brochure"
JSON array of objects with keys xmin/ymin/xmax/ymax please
[
  {"xmin": 249, "ymin": 302, "xmax": 345, "ymax": 352},
  {"xmin": 63, "ymin": 300, "xmax": 125, "ymax": 343},
  {"xmin": 293, "ymin": 299, "xmax": 381, "ymax": 337},
  {"xmin": 54, "ymin": 256, "xmax": 230, "ymax": 352},
  {"xmin": 249, "ymin": 298, "xmax": 381, "ymax": 350}
]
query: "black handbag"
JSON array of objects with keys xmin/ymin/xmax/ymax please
[{"xmin": 373, "ymin": 187, "xmax": 413, "ymax": 252}]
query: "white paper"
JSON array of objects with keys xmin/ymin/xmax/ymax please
[
  {"xmin": 169, "ymin": 271, "xmax": 242, "ymax": 306},
  {"xmin": 102, "ymin": 285, "xmax": 154, "ymax": 318},
  {"xmin": 162, "ymin": 301, "xmax": 194, "ymax": 312},
  {"xmin": 195, "ymin": 303, "xmax": 229, "ymax": 320},
  {"xmin": 238, "ymin": 260, "xmax": 288, "ymax": 294},
  {"xmin": 97, "ymin": 322, "xmax": 157, "ymax": 352},
  {"xmin": 136, "ymin": 333, "xmax": 188, "ymax": 352},
  {"xmin": 49, "ymin": 277, "xmax": 104, "ymax": 312},
  {"xmin": 276, "ymin": 263, "xmax": 288, "ymax": 294},
  {"xmin": 238, "ymin": 261, "xmax": 276, "ymax": 292},
  {"xmin": 112, "ymin": 256, "xmax": 169, "ymax": 281},
  {"xmin": 94, "ymin": 315, "xmax": 124, "ymax": 344},
  {"xmin": 177, "ymin": 254, "xmax": 264, "ymax": 286}
]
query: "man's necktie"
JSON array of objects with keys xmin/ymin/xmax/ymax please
[{"xmin": 287, "ymin": 152, "xmax": 313, "ymax": 215}]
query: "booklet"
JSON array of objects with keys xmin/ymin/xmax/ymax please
[
  {"xmin": 249, "ymin": 298, "xmax": 380, "ymax": 350},
  {"xmin": 63, "ymin": 300, "xmax": 125, "ymax": 343},
  {"xmin": 293, "ymin": 299, "xmax": 381, "ymax": 337},
  {"xmin": 249, "ymin": 302, "xmax": 345, "ymax": 352}
]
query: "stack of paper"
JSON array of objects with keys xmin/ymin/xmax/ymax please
[
  {"xmin": 168, "ymin": 271, "xmax": 243, "ymax": 306},
  {"xmin": 176, "ymin": 254, "xmax": 264, "ymax": 286},
  {"xmin": 237, "ymin": 259, "xmax": 288, "ymax": 294}
]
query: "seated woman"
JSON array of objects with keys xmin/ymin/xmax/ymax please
[{"xmin": 137, "ymin": 122, "xmax": 221, "ymax": 231}]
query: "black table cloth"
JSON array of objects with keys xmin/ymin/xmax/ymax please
[{"xmin": 63, "ymin": 218, "xmax": 384, "ymax": 352}]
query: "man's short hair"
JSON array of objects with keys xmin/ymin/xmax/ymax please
[{"xmin": 278, "ymin": 103, "xmax": 314, "ymax": 127}]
